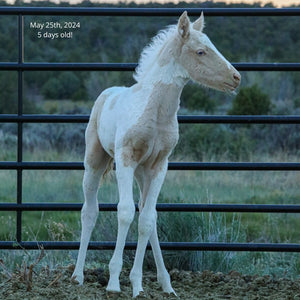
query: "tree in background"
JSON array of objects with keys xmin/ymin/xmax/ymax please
[
  {"xmin": 0, "ymin": 72, "xmax": 17, "ymax": 114},
  {"xmin": 228, "ymin": 84, "xmax": 271, "ymax": 115}
]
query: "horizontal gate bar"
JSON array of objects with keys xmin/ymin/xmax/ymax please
[
  {"xmin": 1, "ymin": 114, "xmax": 300, "ymax": 124},
  {"xmin": 168, "ymin": 162, "xmax": 300, "ymax": 171},
  {"xmin": 0, "ymin": 62, "xmax": 137, "ymax": 71},
  {"xmin": 0, "ymin": 241, "xmax": 299, "ymax": 252},
  {"xmin": 0, "ymin": 203, "xmax": 299, "ymax": 213},
  {"xmin": 0, "ymin": 7, "xmax": 300, "ymax": 16},
  {"xmin": 1, "ymin": 62, "xmax": 300, "ymax": 71},
  {"xmin": 178, "ymin": 115, "xmax": 300, "ymax": 124},
  {"xmin": 0, "ymin": 162, "xmax": 299, "ymax": 171}
]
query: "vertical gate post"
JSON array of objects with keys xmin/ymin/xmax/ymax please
[{"xmin": 16, "ymin": 14, "xmax": 24, "ymax": 243}]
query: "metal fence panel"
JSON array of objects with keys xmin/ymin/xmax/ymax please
[{"xmin": 0, "ymin": 6, "xmax": 299, "ymax": 251}]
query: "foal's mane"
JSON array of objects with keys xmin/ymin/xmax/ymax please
[{"xmin": 133, "ymin": 25, "xmax": 177, "ymax": 83}]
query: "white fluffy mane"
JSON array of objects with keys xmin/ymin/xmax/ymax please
[{"xmin": 133, "ymin": 25, "xmax": 178, "ymax": 83}]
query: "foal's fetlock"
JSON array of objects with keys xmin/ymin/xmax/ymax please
[
  {"xmin": 107, "ymin": 257, "xmax": 122, "ymax": 292},
  {"xmin": 132, "ymin": 286, "xmax": 144, "ymax": 299},
  {"xmin": 106, "ymin": 276, "xmax": 121, "ymax": 293},
  {"xmin": 130, "ymin": 271, "xmax": 143, "ymax": 298}
]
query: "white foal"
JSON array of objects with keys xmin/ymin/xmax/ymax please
[{"xmin": 72, "ymin": 11, "xmax": 241, "ymax": 298}]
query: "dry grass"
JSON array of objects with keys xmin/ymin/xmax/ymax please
[{"xmin": 1, "ymin": 260, "xmax": 300, "ymax": 300}]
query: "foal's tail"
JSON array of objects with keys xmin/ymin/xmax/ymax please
[{"xmin": 101, "ymin": 157, "xmax": 114, "ymax": 184}]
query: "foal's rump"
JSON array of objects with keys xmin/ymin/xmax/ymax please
[{"xmin": 93, "ymin": 86, "xmax": 129, "ymax": 158}]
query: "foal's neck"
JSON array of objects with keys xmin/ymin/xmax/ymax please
[
  {"xmin": 137, "ymin": 36, "xmax": 189, "ymax": 123},
  {"xmin": 151, "ymin": 81, "xmax": 184, "ymax": 123}
]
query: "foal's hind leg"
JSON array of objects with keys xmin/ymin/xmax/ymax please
[
  {"xmin": 149, "ymin": 225, "xmax": 175, "ymax": 295},
  {"xmin": 135, "ymin": 168, "xmax": 175, "ymax": 295},
  {"xmin": 130, "ymin": 160, "xmax": 174, "ymax": 297},
  {"xmin": 72, "ymin": 123, "xmax": 111, "ymax": 285}
]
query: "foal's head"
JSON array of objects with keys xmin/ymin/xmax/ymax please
[{"xmin": 177, "ymin": 11, "xmax": 241, "ymax": 92}]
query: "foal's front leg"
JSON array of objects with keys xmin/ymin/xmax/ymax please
[
  {"xmin": 106, "ymin": 159, "xmax": 136, "ymax": 293},
  {"xmin": 130, "ymin": 160, "xmax": 170, "ymax": 298}
]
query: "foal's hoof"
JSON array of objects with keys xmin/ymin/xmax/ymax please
[
  {"xmin": 163, "ymin": 291, "xmax": 178, "ymax": 298},
  {"xmin": 106, "ymin": 291, "xmax": 121, "ymax": 299},
  {"xmin": 71, "ymin": 273, "xmax": 84, "ymax": 285},
  {"xmin": 163, "ymin": 288, "xmax": 177, "ymax": 297},
  {"xmin": 106, "ymin": 281, "xmax": 121, "ymax": 298},
  {"xmin": 135, "ymin": 291, "xmax": 147, "ymax": 299}
]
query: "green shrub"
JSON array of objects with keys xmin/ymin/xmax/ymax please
[
  {"xmin": 41, "ymin": 72, "xmax": 81, "ymax": 100},
  {"xmin": 156, "ymin": 198, "xmax": 244, "ymax": 272},
  {"xmin": 174, "ymin": 124, "xmax": 254, "ymax": 161},
  {"xmin": 228, "ymin": 84, "xmax": 271, "ymax": 115},
  {"xmin": 41, "ymin": 77, "xmax": 64, "ymax": 99},
  {"xmin": 294, "ymin": 97, "xmax": 300, "ymax": 109}
]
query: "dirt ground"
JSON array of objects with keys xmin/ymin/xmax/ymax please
[{"xmin": 1, "ymin": 264, "xmax": 300, "ymax": 300}]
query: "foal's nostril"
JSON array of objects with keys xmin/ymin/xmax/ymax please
[{"xmin": 233, "ymin": 73, "xmax": 241, "ymax": 82}]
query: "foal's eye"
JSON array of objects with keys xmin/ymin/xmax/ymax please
[{"xmin": 197, "ymin": 50, "xmax": 206, "ymax": 56}]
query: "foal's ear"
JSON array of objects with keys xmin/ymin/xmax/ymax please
[
  {"xmin": 178, "ymin": 11, "xmax": 190, "ymax": 39},
  {"xmin": 193, "ymin": 11, "xmax": 205, "ymax": 32}
]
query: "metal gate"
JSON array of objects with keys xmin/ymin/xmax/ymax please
[{"xmin": 0, "ymin": 6, "xmax": 300, "ymax": 252}]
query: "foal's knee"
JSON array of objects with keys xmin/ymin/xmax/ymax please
[
  {"xmin": 81, "ymin": 202, "xmax": 98, "ymax": 229},
  {"xmin": 117, "ymin": 201, "xmax": 135, "ymax": 227},
  {"xmin": 138, "ymin": 210, "xmax": 157, "ymax": 237}
]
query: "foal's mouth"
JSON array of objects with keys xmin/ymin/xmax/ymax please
[{"xmin": 223, "ymin": 82, "xmax": 238, "ymax": 91}]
